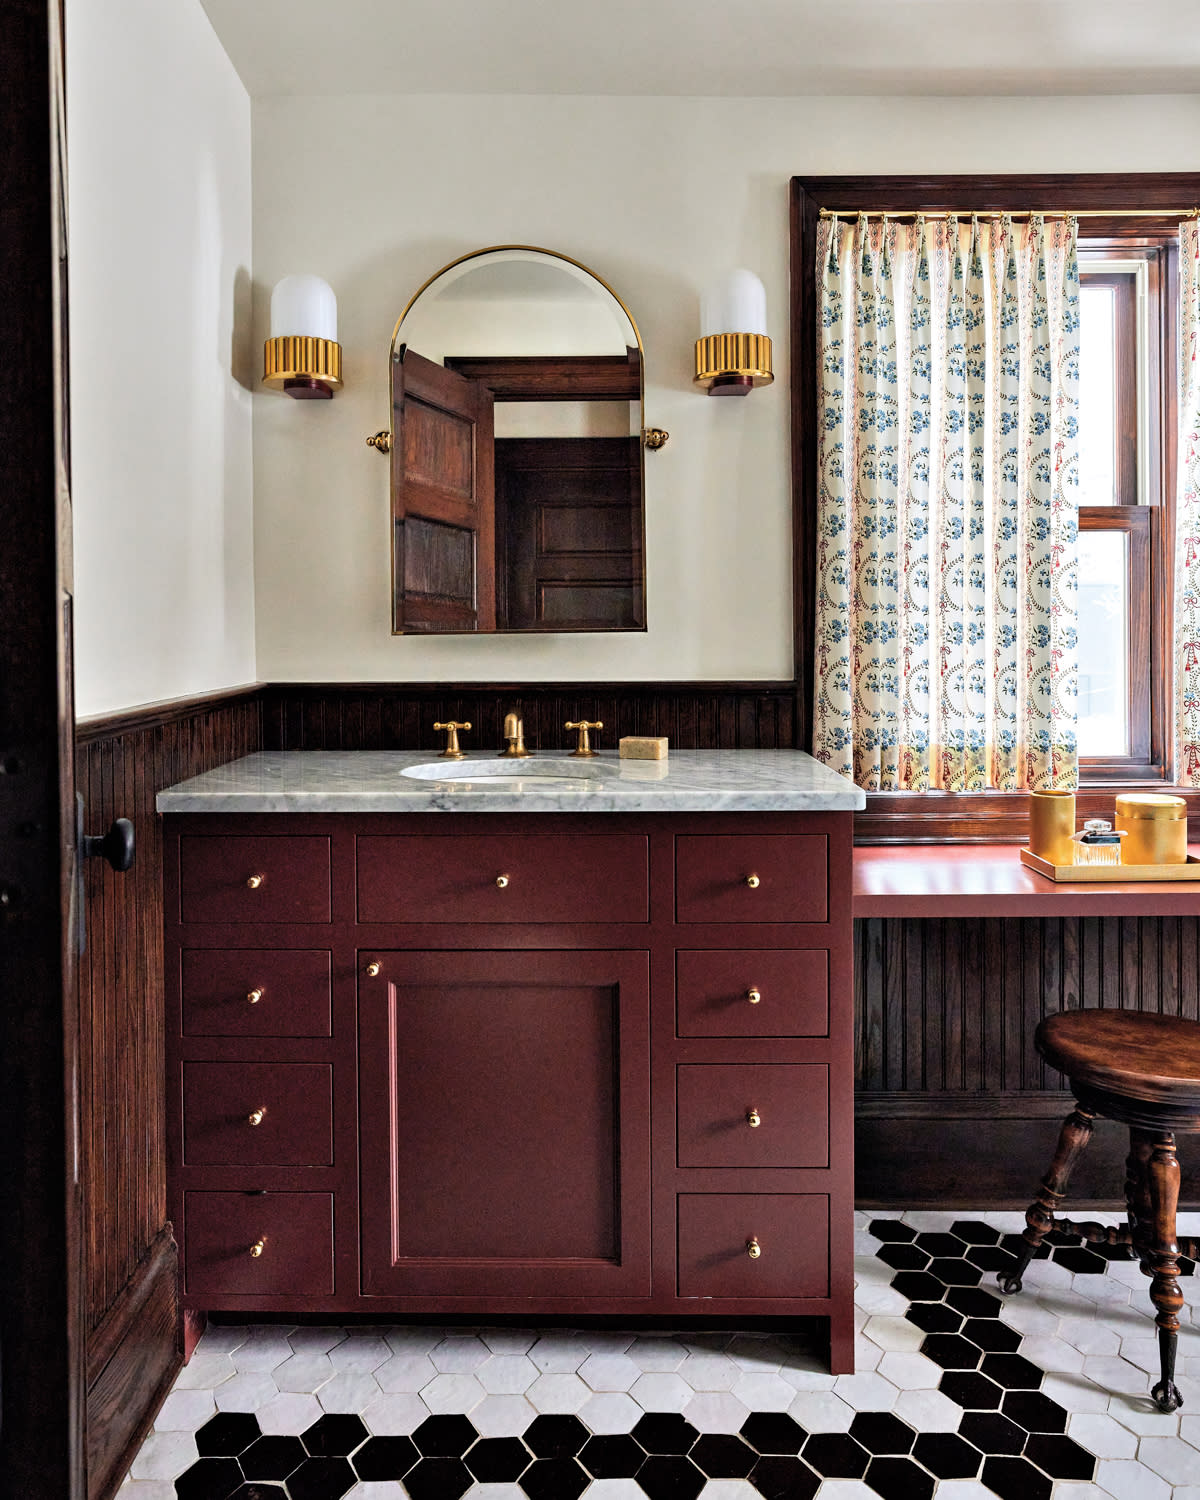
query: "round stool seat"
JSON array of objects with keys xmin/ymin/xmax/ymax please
[{"xmin": 1037, "ymin": 1010, "xmax": 1200, "ymax": 1115}]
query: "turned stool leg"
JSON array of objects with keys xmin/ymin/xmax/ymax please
[
  {"xmin": 1145, "ymin": 1130, "xmax": 1185, "ymax": 1413},
  {"xmin": 999, "ymin": 1101, "xmax": 1095, "ymax": 1295},
  {"xmin": 1125, "ymin": 1129, "xmax": 1155, "ymax": 1273}
]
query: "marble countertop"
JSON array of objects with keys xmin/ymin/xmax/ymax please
[{"xmin": 156, "ymin": 749, "xmax": 865, "ymax": 814}]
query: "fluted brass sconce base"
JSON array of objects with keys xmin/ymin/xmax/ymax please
[
  {"xmin": 263, "ymin": 335, "xmax": 343, "ymax": 399},
  {"xmin": 694, "ymin": 333, "xmax": 773, "ymax": 396}
]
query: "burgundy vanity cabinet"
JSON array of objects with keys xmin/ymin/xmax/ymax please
[{"xmin": 163, "ymin": 809, "xmax": 855, "ymax": 1371}]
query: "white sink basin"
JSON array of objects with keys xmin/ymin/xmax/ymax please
[{"xmin": 401, "ymin": 757, "xmax": 605, "ymax": 788}]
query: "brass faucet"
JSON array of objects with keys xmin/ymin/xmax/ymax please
[
  {"xmin": 433, "ymin": 720, "xmax": 470, "ymax": 758},
  {"xmin": 500, "ymin": 711, "xmax": 532, "ymax": 758},
  {"xmin": 565, "ymin": 720, "xmax": 603, "ymax": 757}
]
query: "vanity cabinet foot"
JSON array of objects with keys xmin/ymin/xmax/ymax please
[{"xmin": 163, "ymin": 810, "xmax": 854, "ymax": 1367}]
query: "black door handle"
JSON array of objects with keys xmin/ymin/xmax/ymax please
[{"xmin": 81, "ymin": 818, "xmax": 135, "ymax": 872}]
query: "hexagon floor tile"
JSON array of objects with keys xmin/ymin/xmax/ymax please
[{"xmin": 121, "ymin": 1211, "xmax": 1200, "ymax": 1498}]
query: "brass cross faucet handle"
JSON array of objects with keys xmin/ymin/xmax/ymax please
[
  {"xmin": 565, "ymin": 720, "xmax": 603, "ymax": 757},
  {"xmin": 433, "ymin": 721, "xmax": 471, "ymax": 758}
]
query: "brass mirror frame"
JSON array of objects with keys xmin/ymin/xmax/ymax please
[{"xmin": 379, "ymin": 245, "xmax": 658, "ymax": 636}]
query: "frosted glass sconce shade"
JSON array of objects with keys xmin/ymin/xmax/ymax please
[
  {"xmin": 694, "ymin": 268, "xmax": 773, "ymax": 397},
  {"xmin": 263, "ymin": 274, "xmax": 343, "ymax": 399}
]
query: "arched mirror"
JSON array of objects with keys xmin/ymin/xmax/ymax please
[{"xmin": 378, "ymin": 247, "xmax": 655, "ymax": 635}]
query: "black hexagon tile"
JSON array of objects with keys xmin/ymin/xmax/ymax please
[
  {"xmin": 927, "ymin": 1257, "xmax": 982, "ymax": 1286},
  {"xmin": 690, "ymin": 1433, "xmax": 756, "ymax": 1478},
  {"xmin": 286, "ymin": 1456, "xmax": 356, "ymax": 1500},
  {"xmin": 868, "ymin": 1219, "xmax": 917, "ymax": 1242},
  {"xmin": 944, "ymin": 1285, "xmax": 1003, "ymax": 1318},
  {"xmin": 938, "ymin": 1369, "xmax": 1005, "ymax": 1409},
  {"xmin": 739, "ymin": 1412, "xmax": 806, "ymax": 1455},
  {"xmin": 980, "ymin": 1351, "xmax": 1044, "ymax": 1390},
  {"xmin": 195, "ymin": 1413, "xmax": 261, "ymax": 1458},
  {"xmin": 411, "ymin": 1413, "xmax": 479, "ymax": 1458},
  {"xmin": 524, "ymin": 1413, "xmax": 589, "ymax": 1459},
  {"xmin": 1052, "ymin": 1245, "xmax": 1107, "ymax": 1274},
  {"xmin": 174, "ymin": 1458, "xmax": 244, "ymax": 1500},
  {"xmin": 864, "ymin": 1454, "xmax": 936, "ymax": 1500},
  {"xmin": 890, "ymin": 1270, "xmax": 948, "ymax": 1301},
  {"xmin": 802, "ymin": 1432, "xmax": 869, "ymax": 1478},
  {"xmin": 1000, "ymin": 1390, "xmax": 1068, "ymax": 1432},
  {"xmin": 981, "ymin": 1452, "xmax": 1053, "ymax": 1500},
  {"xmin": 961, "ymin": 1315, "xmax": 1021, "ymax": 1352},
  {"xmin": 905, "ymin": 1302, "xmax": 962, "ymax": 1334},
  {"xmin": 747, "ymin": 1453, "xmax": 821, "ymax": 1500},
  {"xmin": 519, "ymin": 1455, "xmax": 590, "ymax": 1500},
  {"xmin": 237, "ymin": 1435, "xmax": 305, "ymax": 1481},
  {"xmin": 921, "ymin": 1333, "xmax": 982, "ymax": 1370},
  {"xmin": 632, "ymin": 1412, "xmax": 699, "ymax": 1455},
  {"xmin": 911, "ymin": 1431, "xmax": 982, "ymax": 1479},
  {"xmin": 848, "ymin": 1412, "xmax": 916, "ymax": 1455},
  {"xmin": 300, "ymin": 1414, "xmax": 368, "ymax": 1458},
  {"xmin": 403, "ymin": 1455, "xmax": 474, "ymax": 1500},
  {"xmin": 950, "ymin": 1219, "xmax": 1001, "ymax": 1245},
  {"xmin": 912, "ymin": 1232, "xmax": 967, "ymax": 1258},
  {"xmin": 464, "ymin": 1435, "xmax": 531, "ymax": 1483},
  {"xmin": 635, "ymin": 1453, "xmax": 705, "ymax": 1500},
  {"xmin": 1023, "ymin": 1431, "xmax": 1095, "ymax": 1480},
  {"xmin": 958, "ymin": 1410, "xmax": 1027, "ymax": 1456},
  {"xmin": 877, "ymin": 1242, "xmax": 931, "ymax": 1271},
  {"xmin": 227, "ymin": 1486, "xmax": 286, "ymax": 1500},
  {"xmin": 579, "ymin": 1433, "xmax": 646, "ymax": 1478},
  {"xmin": 352, "ymin": 1434, "xmax": 420, "ymax": 1480}
]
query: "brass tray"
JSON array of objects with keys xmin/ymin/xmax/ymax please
[{"xmin": 1020, "ymin": 848, "xmax": 1200, "ymax": 883}]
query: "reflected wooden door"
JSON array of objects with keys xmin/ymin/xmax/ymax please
[{"xmin": 392, "ymin": 348, "xmax": 495, "ymax": 632}]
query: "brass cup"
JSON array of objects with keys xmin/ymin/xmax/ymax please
[{"xmin": 1029, "ymin": 790, "xmax": 1077, "ymax": 867}]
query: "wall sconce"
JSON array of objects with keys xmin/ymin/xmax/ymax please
[
  {"xmin": 262, "ymin": 275, "xmax": 343, "ymax": 399},
  {"xmin": 694, "ymin": 269, "xmax": 773, "ymax": 397}
]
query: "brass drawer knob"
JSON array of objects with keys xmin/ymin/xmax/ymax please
[
  {"xmin": 495, "ymin": 874, "xmax": 510, "ymax": 888},
  {"xmin": 246, "ymin": 874, "xmax": 265, "ymax": 890},
  {"xmin": 747, "ymin": 1237, "xmax": 762, "ymax": 1259},
  {"xmin": 364, "ymin": 961, "xmax": 382, "ymax": 978},
  {"xmin": 745, "ymin": 874, "xmax": 760, "ymax": 889},
  {"xmin": 247, "ymin": 1108, "xmax": 266, "ymax": 1127},
  {"xmin": 746, "ymin": 1108, "xmax": 761, "ymax": 1128},
  {"xmin": 249, "ymin": 1238, "xmax": 266, "ymax": 1258},
  {"xmin": 247, "ymin": 988, "xmax": 264, "ymax": 1005},
  {"xmin": 746, "ymin": 987, "xmax": 762, "ymax": 1005}
]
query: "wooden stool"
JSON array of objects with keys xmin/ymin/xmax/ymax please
[{"xmin": 1000, "ymin": 1010, "xmax": 1200, "ymax": 1412}]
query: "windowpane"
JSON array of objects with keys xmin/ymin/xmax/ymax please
[
  {"xmin": 1076, "ymin": 528, "xmax": 1129, "ymax": 756},
  {"xmin": 1078, "ymin": 284, "xmax": 1118, "ymax": 506}
]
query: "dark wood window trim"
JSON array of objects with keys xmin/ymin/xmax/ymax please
[{"xmin": 790, "ymin": 173, "xmax": 1200, "ymax": 842}]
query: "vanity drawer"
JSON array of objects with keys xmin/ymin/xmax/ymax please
[
  {"xmin": 676, "ymin": 949, "xmax": 829, "ymax": 1038},
  {"xmin": 184, "ymin": 1191, "xmax": 334, "ymax": 1296},
  {"xmin": 182, "ymin": 1062, "xmax": 333, "ymax": 1166},
  {"xmin": 179, "ymin": 836, "xmax": 332, "ymax": 924},
  {"xmin": 675, "ymin": 835, "xmax": 827, "ymax": 924},
  {"xmin": 677, "ymin": 1193, "xmax": 829, "ymax": 1300},
  {"xmin": 356, "ymin": 834, "xmax": 648, "ymax": 924},
  {"xmin": 181, "ymin": 949, "xmax": 332, "ymax": 1037},
  {"xmin": 677, "ymin": 1065, "xmax": 828, "ymax": 1169}
]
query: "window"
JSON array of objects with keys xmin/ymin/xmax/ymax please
[
  {"xmin": 1076, "ymin": 240, "xmax": 1174, "ymax": 781},
  {"xmin": 791, "ymin": 175, "xmax": 1199, "ymax": 839}
]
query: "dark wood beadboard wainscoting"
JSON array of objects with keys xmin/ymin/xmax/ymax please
[
  {"xmin": 75, "ymin": 687, "xmax": 261, "ymax": 1500},
  {"xmin": 854, "ymin": 913, "xmax": 1200, "ymax": 1206}
]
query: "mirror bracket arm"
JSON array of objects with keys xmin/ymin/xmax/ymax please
[
  {"xmin": 642, "ymin": 427, "xmax": 669, "ymax": 450},
  {"xmin": 366, "ymin": 430, "xmax": 392, "ymax": 454}
]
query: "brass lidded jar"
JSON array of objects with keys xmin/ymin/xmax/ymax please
[{"xmin": 1114, "ymin": 793, "xmax": 1189, "ymax": 866}]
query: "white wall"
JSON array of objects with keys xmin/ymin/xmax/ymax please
[
  {"xmin": 68, "ymin": 0, "xmax": 255, "ymax": 717},
  {"xmin": 251, "ymin": 92, "xmax": 1200, "ymax": 684}
]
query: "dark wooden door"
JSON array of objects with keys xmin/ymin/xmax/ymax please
[
  {"xmin": 392, "ymin": 348, "xmax": 495, "ymax": 632},
  {"xmin": 359, "ymin": 950, "xmax": 651, "ymax": 1298},
  {"xmin": 496, "ymin": 437, "xmax": 643, "ymax": 629},
  {"xmin": 0, "ymin": 0, "xmax": 85, "ymax": 1492}
]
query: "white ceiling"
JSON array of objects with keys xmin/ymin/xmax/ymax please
[{"xmin": 199, "ymin": 0, "xmax": 1200, "ymax": 98}]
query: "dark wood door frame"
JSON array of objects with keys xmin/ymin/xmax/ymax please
[{"xmin": 0, "ymin": 0, "xmax": 84, "ymax": 1494}]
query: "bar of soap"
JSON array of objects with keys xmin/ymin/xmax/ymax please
[{"xmin": 619, "ymin": 736, "xmax": 668, "ymax": 760}]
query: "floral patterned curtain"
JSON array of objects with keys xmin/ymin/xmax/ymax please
[
  {"xmin": 814, "ymin": 213, "xmax": 1080, "ymax": 792},
  {"xmin": 1176, "ymin": 220, "xmax": 1200, "ymax": 786}
]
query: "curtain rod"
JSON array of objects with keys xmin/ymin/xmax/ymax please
[{"xmin": 818, "ymin": 207, "xmax": 1200, "ymax": 220}]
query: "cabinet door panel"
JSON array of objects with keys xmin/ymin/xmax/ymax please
[
  {"xmin": 676, "ymin": 835, "xmax": 827, "ymax": 924},
  {"xmin": 676, "ymin": 1065, "xmax": 828, "ymax": 1169},
  {"xmin": 676, "ymin": 950, "xmax": 829, "ymax": 1038},
  {"xmin": 677, "ymin": 1193, "xmax": 829, "ymax": 1299},
  {"xmin": 359, "ymin": 950, "xmax": 650, "ymax": 1296},
  {"xmin": 357, "ymin": 834, "xmax": 648, "ymax": 924}
]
